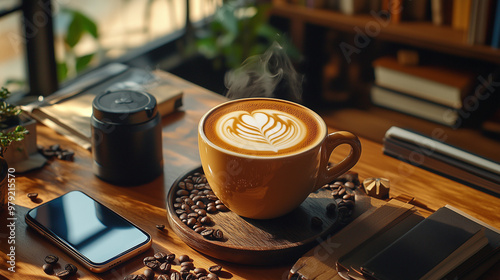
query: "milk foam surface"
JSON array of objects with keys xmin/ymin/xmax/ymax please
[{"xmin": 203, "ymin": 99, "xmax": 324, "ymax": 157}]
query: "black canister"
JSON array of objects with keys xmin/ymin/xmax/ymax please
[{"xmin": 91, "ymin": 90, "xmax": 163, "ymax": 185}]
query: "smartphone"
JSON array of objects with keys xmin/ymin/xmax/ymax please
[{"xmin": 25, "ymin": 190, "xmax": 152, "ymax": 273}]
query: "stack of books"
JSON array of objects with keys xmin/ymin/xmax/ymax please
[
  {"xmin": 333, "ymin": 200, "xmax": 500, "ymax": 280},
  {"xmin": 383, "ymin": 126, "xmax": 500, "ymax": 206},
  {"xmin": 371, "ymin": 56, "xmax": 478, "ymax": 127}
]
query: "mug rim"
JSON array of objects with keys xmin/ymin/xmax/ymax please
[{"xmin": 198, "ymin": 97, "xmax": 328, "ymax": 159}]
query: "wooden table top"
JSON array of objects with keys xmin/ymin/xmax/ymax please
[{"xmin": 1, "ymin": 72, "xmax": 499, "ymax": 280}]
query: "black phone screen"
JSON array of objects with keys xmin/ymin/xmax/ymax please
[{"xmin": 26, "ymin": 191, "xmax": 151, "ymax": 265}]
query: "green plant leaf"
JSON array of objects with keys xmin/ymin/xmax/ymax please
[
  {"xmin": 57, "ymin": 62, "xmax": 68, "ymax": 82},
  {"xmin": 75, "ymin": 53, "xmax": 95, "ymax": 73},
  {"xmin": 65, "ymin": 11, "xmax": 84, "ymax": 48},
  {"xmin": 79, "ymin": 12, "xmax": 98, "ymax": 38}
]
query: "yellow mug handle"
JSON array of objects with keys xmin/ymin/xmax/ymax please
[{"xmin": 314, "ymin": 131, "xmax": 362, "ymax": 191}]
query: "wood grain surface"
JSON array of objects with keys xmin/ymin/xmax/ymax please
[{"xmin": 0, "ymin": 71, "xmax": 499, "ymax": 280}]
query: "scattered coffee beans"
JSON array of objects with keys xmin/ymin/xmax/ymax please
[
  {"xmin": 44, "ymin": 255, "xmax": 59, "ymax": 264},
  {"xmin": 323, "ymin": 171, "xmax": 360, "ymax": 224},
  {"xmin": 173, "ymin": 173, "xmax": 226, "ymax": 240},
  {"xmin": 143, "ymin": 268, "xmax": 155, "ymax": 280},
  {"xmin": 39, "ymin": 144, "xmax": 75, "ymax": 161},
  {"xmin": 42, "ymin": 263, "xmax": 54, "ymax": 274},
  {"xmin": 156, "ymin": 224, "xmax": 165, "ymax": 230},
  {"xmin": 64, "ymin": 263, "xmax": 78, "ymax": 274},
  {"xmin": 27, "ymin": 192, "xmax": 38, "ymax": 200},
  {"xmin": 123, "ymin": 251, "xmax": 224, "ymax": 280},
  {"xmin": 55, "ymin": 269, "xmax": 71, "ymax": 279}
]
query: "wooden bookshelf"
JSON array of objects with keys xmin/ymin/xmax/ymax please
[
  {"xmin": 271, "ymin": 0, "xmax": 500, "ymax": 64},
  {"xmin": 271, "ymin": 0, "xmax": 500, "ymax": 166}
]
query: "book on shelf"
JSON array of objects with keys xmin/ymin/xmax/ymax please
[
  {"xmin": 372, "ymin": 56, "xmax": 475, "ymax": 110},
  {"xmin": 431, "ymin": 0, "xmax": 453, "ymax": 26},
  {"xmin": 383, "ymin": 126, "xmax": 500, "ymax": 196},
  {"xmin": 370, "ymin": 85, "xmax": 461, "ymax": 127},
  {"xmin": 452, "ymin": 0, "xmax": 472, "ymax": 31},
  {"xmin": 24, "ymin": 64, "xmax": 183, "ymax": 150}
]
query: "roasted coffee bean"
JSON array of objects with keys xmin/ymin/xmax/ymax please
[
  {"xmin": 200, "ymin": 216, "xmax": 212, "ymax": 225},
  {"xmin": 195, "ymin": 209, "xmax": 207, "ymax": 216},
  {"xmin": 344, "ymin": 181, "xmax": 356, "ymax": 189},
  {"xmin": 338, "ymin": 188, "xmax": 346, "ymax": 196},
  {"xmin": 207, "ymin": 195, "xmax": 218, "ymax": 201},
  {"xmin": 213, "ymin": 229, "xmax": 224, "ymax": 240},
  {"xmin": 42, "ymin": 263, "xmax": 54, "ymax": 274},
  {"xmin": 194, "ymin": 267, "xmax": 207, "ymax": 275},
  {"xmin": 206, "ymin": 206, "xmax": 217, "ymax": 213},
  {"xmin": 156, "ymin": 275, "xmax": 169, "ymax": 280},
  {"xmin": 208, "ymin": 265, "xmax": 222, "ymax": 274},
  {"xmin": 178, "ymin": 254, "xmax": 190, "ymax": 262},
  {"xmin": 166, "ymin": 253, "xmax": 176, "ymax": 262},
  {"xmin": 55, "ymin": 269, "xmax": 71, "ymax": 279},
  {"xmin": 201, "ymin": 229, "xmax": 214, "ymax": 238},
  {"xmin": 215, "ymin": 204, "xmax": 229, "ymax": 212},
  {"xmin": 170, "ymin": 271, "xmax": 181, "ymax": 280},
  {"xmin": 187, "ymin": 217, "xmax": 197, "ymax": 227},
  {"xmin": 144, "ymin": 268, "xmax": 155, "ymax": 280},
  {"xmin": 179, "ymin": 213, "xmax": 188, "ymax": 220},
  {"xmin": 180, "ymin": 261, "xmax": 194, "ymax": 269},
  {"xmin": 214, "ymin": 200, "xmax": 223, "ymax": 205},
  {"xmin": 180, "ymin": 266, "xmax": 191, "ymax": 273},
  {"xmin": 156, "ymin": 224, "xmax": 166, "ymax": 230},
  {"xmin": 184, "ymin": 198, "xmax": 194, "ymax": 206},
  {"xmin": 176, "ymin": 189, "xmax": 189, "ymax": 196},
  {"xmin": 159, "ymin": 262, "xmax": 171, "ymax": 273},
  {"xmin": 195, "ymin": 226, "xmax": 206, "ymax": 233},
  {"xmin": 58, "ymin": 150, "xmax": 75, "ymax": 161},
  {"xmin": 185, "ymin": 273, "xmax": 196, "ymax": 280},
  {"xmin": 311, "ymin": 216, "xmax": 323, "ymax": 228},
  {"xmin": 185, "ymin": 183, "xmax": 194, "ymax": 190},
  {"xmin": 331, "ymin": 189, "xmax": 340, "ymax": 197},
  {"xmin": 154, "ymin": 252, "xmax": 167, "ymax": 261},
  {"xmin": 187, "ymin": 212, "xmax": 199, "ymax": 218},
  {"xmin": 144, "ymin": 256, "xmax": 160, "ymax": 269},
  {"xmin": 65, "ymin": 263, "xmax": 78, "ymax": 275},
  {"xmin": 342, "ymin": 194, "xmax": 353, "ymax": 200},
  {"xmin": 326, "ymin": 203, "xmax": 337, "ymax": 216},
  {"xmin": 207, "ymin": 273, "xmax": 219, "ymax": 280},
  {"xmin": 27, "ymin": 192, "xmax": 38, "ymax": 200},
  {"xmin": 175, "ymin": 209, "xmax": 186, "ymax": 215},
  {"xmin": 44, "ymin": 255, "xmax": 59, "ymax": 264}
]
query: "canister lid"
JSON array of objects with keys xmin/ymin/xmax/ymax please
[{"xmin": 92, "ymin": 90, "xmax": 157, "ymax": 124}]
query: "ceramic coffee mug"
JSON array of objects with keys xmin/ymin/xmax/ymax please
[{"xmin": 198, "ymin": 98, "xmax": 361, "ymax": 219}]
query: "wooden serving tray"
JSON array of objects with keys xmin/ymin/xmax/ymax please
[{"xmin": 166, "ymin": 166, "xmax": 372, "ymax": 265}]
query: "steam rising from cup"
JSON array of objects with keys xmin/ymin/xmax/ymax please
[{"xmin": 225, "ymin": 42, "xmax": 303, "ymax": 103}]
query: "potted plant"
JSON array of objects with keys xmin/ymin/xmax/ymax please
[
  {"xmin": 0, "ymin": 119, "xmax": 28, "ymax": 212},
  {"xmin": 0, "ymin": 87, "xmax": 45, "ymax": 173}
]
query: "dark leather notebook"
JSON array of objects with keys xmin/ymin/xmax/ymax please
[{"xmin": 360, "ymin": 206, "xmax": 490, "ymax": 280}]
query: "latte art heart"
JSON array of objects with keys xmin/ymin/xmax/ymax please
[{"xmin": 216, "ymin": 109, "xmax": 307, "ymax": 153}]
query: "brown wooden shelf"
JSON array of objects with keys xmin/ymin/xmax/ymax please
[{"xmin": 271, "ymin": 1, "xmax": 500, "ymax": 64}]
